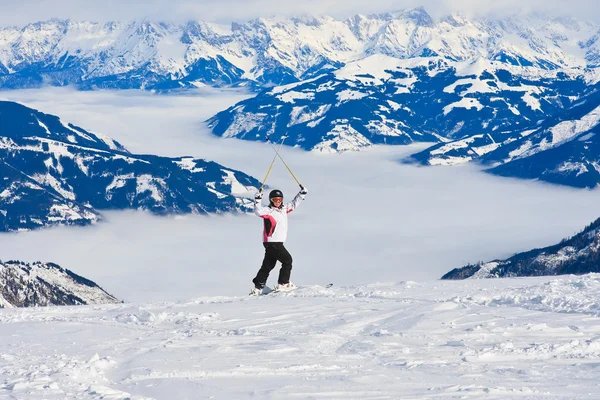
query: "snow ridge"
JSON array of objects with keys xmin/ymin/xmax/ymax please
[{"xmin": 409, "ymin": 81, "xmax": 600, "ymax": 188}]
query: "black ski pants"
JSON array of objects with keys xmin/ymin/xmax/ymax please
[{"xmin": 253, "ymin": 242, "xmax": 293, "ymax": 288}]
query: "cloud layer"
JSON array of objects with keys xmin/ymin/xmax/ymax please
[
  {"xmin": 3, "ymin": 0, "xmax": 600, "ymax": 26},
  {"xmin": 3, "ymin": 88, "xmax": 600, "ymax": 303}
]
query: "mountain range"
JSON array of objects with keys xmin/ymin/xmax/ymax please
[
  {"xmin": 0, "ymin": 259, "xmax": 120, "ymax": 307},
  {"xmin": 1, "ymin": 10, "xmax": 600, "ymax": 90},
  {"xmin": 0, "ymin": 101, "xmax": 260, "ymax": 232}
]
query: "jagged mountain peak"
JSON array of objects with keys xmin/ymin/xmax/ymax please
[
  {"xmin": 397, "ymin": 7, "xmax": 435, "ymax": 27},
  {"xmin": 440, "ymin": 13, "xmax": 470, "ymax": 27},
  {"xmin": 289, "ymin": 14, "xmax": 332, "ymax": 27}
]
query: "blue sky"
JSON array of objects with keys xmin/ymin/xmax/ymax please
[{"xmin": 2, "ymin": 0, "xmax": 599, "ymax": 25}]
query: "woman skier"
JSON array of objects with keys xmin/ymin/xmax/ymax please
[{"xmin": 251, "ymin": 186, "xmax": 307, "ymax": 295}]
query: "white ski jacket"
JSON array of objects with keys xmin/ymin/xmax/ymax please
[{"xmin": 254, "ymin": 191, "xmax": 306, "ymax": 243}]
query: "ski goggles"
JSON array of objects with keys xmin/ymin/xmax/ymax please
[{"xmin": 271, "ymin": 197, "xmax": 283, "ymax": 202}]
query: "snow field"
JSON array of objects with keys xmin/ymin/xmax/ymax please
[{"xmin": 1, "ymin": 276, "xmax": 600, "ymax": 399}]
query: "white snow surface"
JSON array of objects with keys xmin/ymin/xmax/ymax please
[
  {"xmin": 550, "ymin": 105, "xmax": 600, "ymax": 145},
  {"xmin": 1, "ymin": 276, "xmax": 600, "ymax": 399},
  {"xmin": 312, "ymin": 123, "xmax": 372, "ymax": 153}
]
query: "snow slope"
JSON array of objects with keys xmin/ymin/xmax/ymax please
[
  {"xmin": 409, "ymin": 83, "xmax": 600, "ymax": 188},
  {"xmin": 1, "ymin": 276, "xmax": 599, "ymax": 399}
]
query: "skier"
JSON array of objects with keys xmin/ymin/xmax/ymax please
[{"xmin": 251, "ymin": 186, "xmax": 308, "ymax": 295}]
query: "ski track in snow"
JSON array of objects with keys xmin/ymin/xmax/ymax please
[{"xmin": 2, "ymin": 276, "xmax": 600, "ymax": 399}]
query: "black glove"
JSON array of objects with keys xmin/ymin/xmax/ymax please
[
  {"xmin": 255, "ymin": 191, "xmax": 263, "ymax": 200},
  {"xmin": 299, "ymin": 185, "xmax": 308, "ymax": 195}
]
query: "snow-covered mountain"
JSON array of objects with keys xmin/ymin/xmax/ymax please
[
  {"xmin": 208, "ymin": 55, "xmax": 591, "ymax": 152},
  {"xmin": 410, "ymin": 86, "xmax": 600, "ymax": 188},
  {"xmin": 442, "ymin": 217, "xmax": 600, "ymax": 279},
  {"xmin": 1, "ymin": 10, "xmax": 600, "ymax": 90},
  {"xmin": 0, "ymin": 101, "xmax": 260, "ymax": 232},
  {"xmin": 0, "ymin": 259, "xmax": 119, "ymax": 307}
]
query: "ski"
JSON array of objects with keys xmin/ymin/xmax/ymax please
[
  {"xmin": 249, "ymin": 283, "xmax": 333, "ymax": 296},
  {"xmin": 249, "ymin": 286, "xmax": 273, "ymax": 296}
]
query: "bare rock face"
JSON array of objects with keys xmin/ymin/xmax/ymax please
[{"xmin": 0, "ymin": 260, "xmax": 120, "ymax": 308}]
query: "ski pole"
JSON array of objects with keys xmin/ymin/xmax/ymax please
[
  {"xmin": 259, "ymin": 135, "xmax": 286, "ymax": 192},
  {"xmin": 266, "ymin": 135, "xmax": 302, "ymax": 187}
]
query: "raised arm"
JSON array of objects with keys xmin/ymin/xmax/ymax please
[
  {"xmin": 254, "ymin": 191, "xmax": 272, "ymax": 217},
  {"xmin": 285, "ymin": 185, "xmax": 307, "ymax": 214}
]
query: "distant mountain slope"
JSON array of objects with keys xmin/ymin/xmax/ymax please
[
  {"xmin": 0, "ymin": 160, "xmax": 102, "ymax": 231},
  {"xmin": 0, "ymin": 101, "xmax": 260, "ymax": 232},
  {"xmin": 442, "ymin": 217, "xmax": 600, "ymax": 279},
  {"xmin": 410, "ymin": 87, "xmax": 600, "ymax": 188},
  {"xmin": 0, "ymin": 260, "xmax": 120, "ymax": 307},
  {"xmin": 1, "ymin": 10, "xmax": 599, "ymax": 90},
  {"xmin": 486, "ymin": 126, "xmax": 600, "ymax": 188},
  {"xmin": 208, "ymin": 55, "xmax": 589, "ymax": 152}
]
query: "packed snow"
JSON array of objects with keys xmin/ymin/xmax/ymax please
[{"xmin": 1, "ymin": 277, "xmax": 600, "ymax": 398}]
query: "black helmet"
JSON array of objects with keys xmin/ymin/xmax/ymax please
[{"xmin": 269, "ymin": 189, "xmax": 283, "ymax": 200}]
